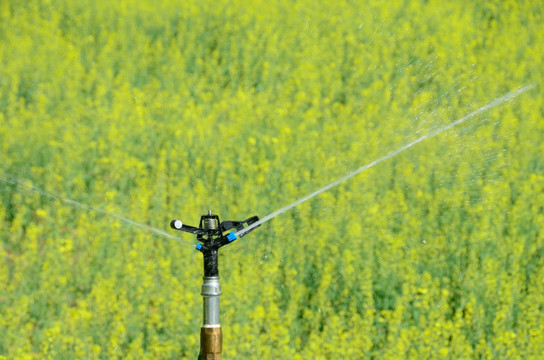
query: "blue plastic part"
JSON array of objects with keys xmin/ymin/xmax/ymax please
[
  {"xmin": 196, "ymin": 243, "xmax": 202, "ymax": 250},
  {"xmin": 227, "ymin": 231, "xmax": 237, "ymax": 242}
]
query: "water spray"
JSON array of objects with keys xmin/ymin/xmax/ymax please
[
  {"xmin": 170, "ymin": 210, "xmax": 260, "ymax": 359},
  {"xmin": 0, "ymin": 173, "xmax": 196, "ymax": 246},
  {"xmin": 234, "ymin": 83, "xmax": 536, "ymax": 237}
]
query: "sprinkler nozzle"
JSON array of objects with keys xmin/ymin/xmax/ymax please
[{"xmin": 171, "ymin": 219, "xmax": 183, "ymax": 229}]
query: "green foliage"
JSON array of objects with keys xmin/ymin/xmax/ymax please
[{"xmin": 1, "ymin": 0, "xmax": 543, "ymax": 358}]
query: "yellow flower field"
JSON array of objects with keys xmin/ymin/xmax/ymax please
[{"xmin": 0, "ymin": 0, "xmax": 543, "ymax": 358}]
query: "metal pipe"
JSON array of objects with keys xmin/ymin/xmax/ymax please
[
  {"xmin": 200, "ymin": 211, "xmax": 223, "ymax": 359},
  {"xmin": 202, "ymin": 277, "xmax": 221, "ymax": 325},
  {"xmin": 200, "ymin": 276, "xmax": 222, "ymax": 359}
]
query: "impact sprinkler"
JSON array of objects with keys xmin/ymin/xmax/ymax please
[{"xmin": 170, "ymin": 210, "xmax": 260, "ymax": 360}]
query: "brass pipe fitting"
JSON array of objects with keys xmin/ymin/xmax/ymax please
[{"xmin": 200, "ymin": 326, "xmax": 222, "ymax": 360}]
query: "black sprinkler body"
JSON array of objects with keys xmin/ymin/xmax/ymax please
[{"xmin": 170, "ymin": 210, "xmax": 260, "ymax": 276}]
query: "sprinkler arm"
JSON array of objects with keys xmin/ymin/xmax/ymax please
[{"xmin": 170, "ymin": 215, "xmax": 260, "ymax": 239}]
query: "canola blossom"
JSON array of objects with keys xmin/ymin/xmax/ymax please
[{"xmin": 1, "ymin": 0, "xmax": 543, "ymax": 359}]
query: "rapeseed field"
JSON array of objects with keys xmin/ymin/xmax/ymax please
[{"xmin": 1, "ymin": 0, "xmax": 543, "ymax": 358}]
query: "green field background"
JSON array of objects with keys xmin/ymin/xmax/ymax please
[{"xmin": 1, "ymin": 0, "xmax": 543, "ymax": 358}]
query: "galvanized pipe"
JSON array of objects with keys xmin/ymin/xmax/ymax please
[{"xmin": 202, "ymin": 277, "xmax": 221, "ymax": 326}]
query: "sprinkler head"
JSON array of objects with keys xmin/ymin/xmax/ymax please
[
  {"xmin": 170, "ymin": 211, "xmax": 261, "ymax": 276},
  {"xmin": 169, "ymin": 212, "xmax": 261, "ymax": 248}
]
